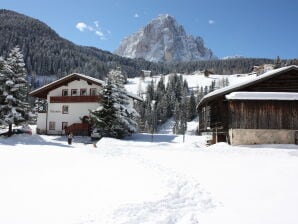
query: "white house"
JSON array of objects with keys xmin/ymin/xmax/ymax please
[{"xmin": 30, "ymin": 73, "xmax": 141, "ymax": 135}]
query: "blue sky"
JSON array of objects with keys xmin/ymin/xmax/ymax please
[{"xmin": 1, "ymin": 0, "xmax": 298, "ymax": 59}]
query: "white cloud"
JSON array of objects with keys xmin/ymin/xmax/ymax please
[
  {"xmin": 134, "ymin": 13, "xmax": 139, "ymax": 18},
  {"xmin": 94, "ymin": 21, "xmax": 100, "ymax": 28},
  {"xmin": 76, "ymin": 22, "xmax": 88, "ymax": 31},
  {"xmin": 95, "ymin": 30, "xmax": 104, "ymax": 37},
  {"xmin": 208, "ymin": 20, "xmax": 215, "ymax": 25},
  {"xmin": 76, "ymin": 20, "xmax": 110, "ymax": 40}
]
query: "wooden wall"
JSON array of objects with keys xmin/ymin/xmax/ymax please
[
  {"xmin": 199, "ymin": 97, "xmax": 229, "ymax": 132},
  {"xmin": 243, "ymin": 70, "xmax": 298, "ymax": 92},
  {"xmin": 229, "ymin": 100, "xmax": 298, "ymax": 129}
]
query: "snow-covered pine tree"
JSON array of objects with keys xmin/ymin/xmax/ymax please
[
  {"xmin": 134, "ymin": 96, "xmax": 146, "ymax": 132},
  {"xmin": 187, "ymin": 91, "xmax": 197, "ymax": 121},
  {"xmin": 173, "ymin": 86, "xmax": 187, "ymax": 136},
  {"xmin": 89, "ymin": 78, "xmax": 119, "ymax": 137},
  {"xmin": 0, "ymin": 56, "xmax": 11, "ymax": 114},
  {"xmin": 0, "ymin": 47, "xmax": 29, "ymax": 135},
  {"xmin": 90, "ymin": 69, "xmax": 138, "ymax": 139},
  {"xmin": 110, "ymin": 69, "xmax": 139, "ymax": 137}
]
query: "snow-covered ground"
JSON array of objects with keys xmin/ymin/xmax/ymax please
[
  {"xmin": 1, "ymin": 124, "xmax": 298, "ymax": 224},
  {"xmin": 125, "ymin": 71, "xmax": 256, "ymax": 95},
  {"xmin": 1, "ymin": 68, "xmax": 296, "ymax": 223}
]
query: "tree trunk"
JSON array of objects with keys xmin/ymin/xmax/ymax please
[{"xmin": 8, "ymin": 124, "xmax": 12, "ymax": 137}]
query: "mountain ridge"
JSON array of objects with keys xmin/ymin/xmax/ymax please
[{"xmin": 115, "ymin": 14, "xmax": 216, "ymax": 63}]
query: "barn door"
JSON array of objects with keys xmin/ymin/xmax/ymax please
[{"xmin": 295, "ymin": 131, "xmax": 298, "ymax": 145}]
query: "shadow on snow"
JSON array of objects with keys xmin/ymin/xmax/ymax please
[
  {"xmin": 0, "ymin": 134, "xmax": 72, "ymax": 148},
  {"xmin": 125, "ymin": 133, "xmax": 178, "ymax": 143}
]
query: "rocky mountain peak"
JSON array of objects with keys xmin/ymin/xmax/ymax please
[{"xmin": 115, "ymin": 14, "xmax": 216, "ymax": 63}]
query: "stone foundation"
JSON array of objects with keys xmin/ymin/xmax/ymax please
[{"xmin": 229, "ymin": 129, "xmax": 298, "ymax": 145}]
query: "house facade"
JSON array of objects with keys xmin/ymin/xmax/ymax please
[
  {"xmin": 197, "ymin": 65, "xmax": 298, "ymax": 145},
  {"xmin": 30, "ymin": 73, "xmax": 105, "ymax": 135}
]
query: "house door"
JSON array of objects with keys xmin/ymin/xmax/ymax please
[{"xmin": 62, "ymin": 122, "xmax": 68, "ymax": 135}]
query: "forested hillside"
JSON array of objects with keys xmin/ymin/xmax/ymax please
[{"xmin": 0, "ymin": 9, "xmax": 164, "ymax": 79}]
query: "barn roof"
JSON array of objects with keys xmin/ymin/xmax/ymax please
[
  {"xmin": 198, "ymin": 65, "xmax": 298, "ymax": 107},
  {"xmin": 29, "ymin": 73, "xmax": 105, "ymax": 99},
  {"xmin": 225, "ymin": 92, "xmax": 298, "ymax": 101}
]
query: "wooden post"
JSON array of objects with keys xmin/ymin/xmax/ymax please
[{"xmin": 215, "ymin": 127, "xmax": 218, "ymax": 143}]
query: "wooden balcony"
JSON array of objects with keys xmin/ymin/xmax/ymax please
[{"xmin": 50, "ymin": 96, "xmax": 99, "ymax": 103}]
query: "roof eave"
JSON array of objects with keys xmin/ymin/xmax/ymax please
[
  {"xmin": 198, "ymin": 65, "xmax": 298, "ymax": 107},
  {"xmin": 29, "ymin": 73, "xmax": 104, "ymax": 99}
]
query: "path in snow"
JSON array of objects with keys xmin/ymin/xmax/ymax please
[
  {"xmin": 1, "ymin": 132, "xmax": 298, "ymax": 224},
  {"xmin": 83, "ymin": 136, "xmax": 217, "ymax": 224},
  {"xmin": 157, "ymin": 117, "xmax": 199, "ymax": 135}
]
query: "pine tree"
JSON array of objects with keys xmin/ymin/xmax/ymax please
[
  {"xmin": 89, "ymin": 69, "xmax": 138, "ymax": 139},
  {"xmin": 134, "ymin": 98, "xmax": 146, "ymax": 132},
  {"xmin": 173, "ymin": 100, "xmax": 180, "ymax": 134},
  {"xmin": 110, "ymin": 69, "xmax": 139, "ymax": 137},
  {"xmin": 156, "ymin": 75, "xmax": 165, "ymax": 102},
  {"xmin": 187, "ymin": 91, "xmax": 197, "ymax": 121},
  {"xmin": 274, "ymin": 56, "xmax": 282, "ymax": 69},
  {"xmin": 89, "ymin": 78, "xmax": 119, "ymax": 138},
  {"xmin": 0, "ymin": 47, "xmax": 29, "ymax": 135}
]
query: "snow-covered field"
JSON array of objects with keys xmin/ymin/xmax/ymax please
[
  {"xmin": 1, "ymin": 127, "xmax": 298, "ymax": 224},
  {"xmin": 1, "ymin": 70, "xmax": 297, "ymax": 223},
  {"xmin": 125, "ymin": 71, "xmax": 256, "ymax": 95}
]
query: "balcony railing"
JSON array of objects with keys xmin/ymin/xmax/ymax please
[{"xmin": 50, "ymin": 96, "xmax": 99, "ymax": 103}]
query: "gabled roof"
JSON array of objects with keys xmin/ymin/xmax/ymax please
[
  {"xmin": 198, "ymin": 65, "xmax": 298, "ymax": 107},
  {"xmin": 29, "ymin": 73, "xmax": 105, "ymax": 98}
]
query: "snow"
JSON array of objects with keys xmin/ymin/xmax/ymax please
[
  {"xmin": 199, "ymin": 65, "xmax": 298, "ymax": 105},
  {"xmin": 125, "ymin": 72, "xmax": 253, "ymax": 96},
  {"xmin": 226, "ymin": 91, "xmax": 298, "ymax": 100},
  {"xmin": 2, "ymin": 67, "xmax": 298, "ymax": 223},
  {"xmin": 1, "ymin": 127, "xmax": 298, "ymax": 224},
  {"xmin": 5, "ymin": 80, "xmax": 14, "ymax": 86}
]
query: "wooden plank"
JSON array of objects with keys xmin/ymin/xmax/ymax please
[{"xmin": 228, "ymin": 100, "xmax": 298, "ymax": 130}]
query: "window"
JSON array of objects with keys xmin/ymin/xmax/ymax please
[
  {"xmin": 80, "ymin": 89, "xmax": 87, "ymax": 96},
  {"xmin": 71, "ymin": 89, "xmax": 78, "ymax": 96},
  {"xmin": 62, "ymin": 105, "xmax": 69, "ymax": 114},
  {"xmin": 49, "ymin": 122, "xmax": 55, "ymax": 130},
  {"xmin": 62, "ymin": 89, "xmax": 68, "ymax": 96},
  {"xmin": 90, "ymin": 88, "xmax": 97, "ymax": 96},
  {"xmin": 62, "ymin": 122, "xmax": 68, "ymax": 131}
]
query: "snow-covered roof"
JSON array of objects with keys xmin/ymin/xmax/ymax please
[
  {"xmin": 226, "ymin": 92, "xmax": 298, "ymax": 101},
  {"xmin": 198, "ymin": 65, "xmax": 298, "ymax": 106},
  {"xmin": 29, "ymin": 73, "xmax": 105, "ymax": 98},
  {"xmin": 29, "ymin": 73, "xmax": 143, "ymax": 102}
]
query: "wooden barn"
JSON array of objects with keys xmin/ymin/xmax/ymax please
[{"xmin": 197, "ymin": 65, "xmax": 298, "ymax": 145}]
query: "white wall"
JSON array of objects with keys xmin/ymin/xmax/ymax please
[
  {"xmin": 37, "ymin": 79, "xmax": 102, "ymax": 134},
  {"xmin": 47, "ymin": 102, "xmax": 99, "ymax": 134},
  {"xmin": 36, "ymin": 113, "xmax": 47, "ymax": 133}
]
